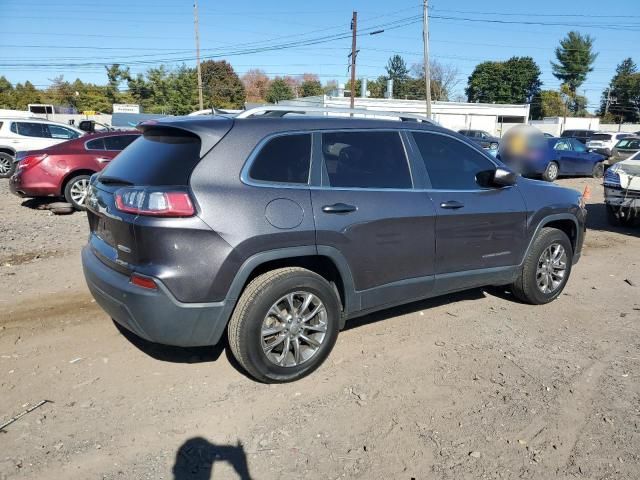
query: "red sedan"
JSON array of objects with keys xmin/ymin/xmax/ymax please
[{"xmin": 10, "ymin": 131, "xmax": 140, "ymax": 210}]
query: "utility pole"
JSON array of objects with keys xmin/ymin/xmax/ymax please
[
  {"xmin": 423, "ymin": 0, "xmax": 432, "ymax": 118},
  {"xmin": 604, "ymin": 88, "xmax": 611, "ymax": 116},
  {"xmin": 349, "ymin": 11, "xmax": 358, "ymax": 110},
  {"xmin": 193, "ymin": 0, "xmax": 204, "ymax": 110}
]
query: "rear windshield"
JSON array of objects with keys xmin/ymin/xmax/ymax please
[
  {"xmin": 100, "ymin": 128, "xmax": 201, "ymax": 186},
  {"xmin": 590, "ymin": 134, "xmax": 611, "ymax": 141}
]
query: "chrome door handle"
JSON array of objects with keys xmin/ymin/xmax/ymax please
[
  {"xmin": 322, "ymin": 203, "xmax": 357, "ymax": 214},
  {"xmin": 440, "ymin": 200, "xmax": 464, "ymax": 209},
  {"xmin": 96, "ymin": 157, "xmax": 111, "ymax": 163}
]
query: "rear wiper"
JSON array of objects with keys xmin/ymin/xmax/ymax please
[{"xmin": 99, "ymin": 176, "xmax": 134, "ymax": 186}]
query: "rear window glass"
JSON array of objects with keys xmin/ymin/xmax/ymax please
[
  {"xmin": 590, "ymin": 134, "xmax": 611, "ymax": 141},
  {"xmin": 104, "ymin": 134, "xmax": 138, "ymax": 151},
  {"xmin": 86, "ymin": 138, "xmax": 105, "ymax": 150},
  {"xmin": 249, "ymin": 134, "xmax": 311, "ymax": 184},
  {"xmin": 16, "ymin": 122, "xmax": 50, "ymax": 138},
  {"xmin": 321, "ymin": 131, "xmax": 412, "ymax": 189},
  {"xmin": 101, "ymin": 129, "xmax": 200, "ymax": 186}
]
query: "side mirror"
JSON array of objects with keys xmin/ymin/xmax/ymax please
[{"xmin": 493, "ymin": 167, "xmax": 517, "ymax": 187}]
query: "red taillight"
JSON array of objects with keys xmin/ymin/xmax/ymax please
[
  {"xmin": 130, "ymin": 274, "xmax": 157, "ymax": 290},
  {"xmin": 114, "ymin": 188, "xmax": 195, "ymax": 217},
  {"xmin": 19, "ymin": 154, "xmax": 47, "ymax": 171}
]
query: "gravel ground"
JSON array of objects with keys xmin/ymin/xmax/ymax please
[{"xmin": 0, "ymin": 176, "xmax": 639, "ymax": 480}]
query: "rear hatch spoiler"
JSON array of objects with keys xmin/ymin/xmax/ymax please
[{"xmin": 138, "ymin": 115, "xmax": 234, "ymax": 157}]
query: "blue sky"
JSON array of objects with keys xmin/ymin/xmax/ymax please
[{"xmin": 1, "ymin": 0, "xmax": 638, "ymax": 110}]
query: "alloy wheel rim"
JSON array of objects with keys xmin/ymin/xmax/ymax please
[
  {"xmin": 70, "ymin": 178, "xmax": 90, "ymax": 205},
  {"xmin": 0, "ymin": 157, "xmax": 11, "ymax": 175},
  {"xmin": 261, "ymin": 291, "xmax": 328, "ymax": 367},
  {"xmin": 536, "ymin": 243, "xmax": 567, "ymax": 294},
  {"xmin": 548, "ymin": 163, "xmax": 558, "ymax": 179}
]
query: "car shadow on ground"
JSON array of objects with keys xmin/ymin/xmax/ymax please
[
  {"xmin": 172, "ymin": 437, "xmax": 252, "ymax": 480},
  {"xmin": 585, "ymin": 202, "xmax": 639, "ymax": 238},
  {"xmin": 114, "ymin": 320, "xmax": 226, "ymax": 364},
  {"xmin": 20, "ymin": 197, "xmax": 62, "ymax": 209}
]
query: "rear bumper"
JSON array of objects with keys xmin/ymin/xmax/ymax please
[
  {"xmin": 604, "ymin": 186, "xmax": 640, "ymax": 208},
  {"xmin": 82, "ymin": 246, "xmax": 230, "ymax": 347},
  {"xmin": 9, "ymin": 171, "xmax": 59, "ymax": 198}
]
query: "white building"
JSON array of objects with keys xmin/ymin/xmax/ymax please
[{"xmin": 279, "ymin": 95, "xmax": 530, "ymax": 137}]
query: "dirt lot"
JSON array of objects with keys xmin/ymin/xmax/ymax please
[{"xmin": 1, "ymin": 177, "xmax": 639, "ymax": 480}]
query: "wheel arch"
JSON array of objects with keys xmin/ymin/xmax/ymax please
[
  {"xmin": 520, "ymin": 214, "xmax": 579, "ymax": 265},
  {"xmin": 0, "ymin": 146, "xmax": 16, "ymax": 157},
  {"xmin": 226, "ymin": 246, "xmax": 357, "ymax": 329},
  {"xmin": 61, "ymin": 169, "xmax": 96, "ymax": 195}
]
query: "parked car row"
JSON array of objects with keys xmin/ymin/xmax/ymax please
[{"xmin": 0, "ymin": 117, "xmax": 85, "ymax": 178}]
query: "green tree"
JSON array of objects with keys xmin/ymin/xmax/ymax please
[
  {"xmin": 600, "ymin": 58, "xmax": 640, "ymax": 123},
  {"xmin": 201, "ymin": 60, "xmax": 246, "ymax": 109},
  {"xmin": 12, "ymin": 81, "xmax": 41, "ymax": 109},
  {"xmin": 104, "ymin": 64, "xmax": 130, "ymax": 108},
  {"xmin": 167, "ymin": 65, "xmax": 198, "ymax": 115},
  {"xmin": 300, "ymin": 79, "xmax": 323, "ymax": 97},
  {"xmin": 385, "ymin": 54, "xmax": 410, "ymax": 98},
  {"xmin": 551, "ymin": 31, "xmax": 597, "ymax": 112},
  {"xmin": 0, "ymin": 76, "xmax": 15, "ymax": 108},
  {"xmin": 265, "ymin": 77, "xmax": 294, "ymax": 103},
  {"xmin": 466, "ymin": 57, "xmax": 541, "ymax": 104},
  {"xmin": 145, "ymin": 66, "xmax": 171, "ymax": 113},
  {"xmin": 531, "ymin": 90, "xmax": 566, "ymax": 119}
]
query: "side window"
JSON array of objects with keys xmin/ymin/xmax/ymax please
[
  {"xmin": 104, "ymin": 135, "xmax": 138, "ymax": 151},
  {"xmin": 10, "ymin": 123, "xmax": 17, "ymax": 134},
  {"xmin": 86, "ymin": 138, "xmax": 105, "ymax": 150},
  {"xmin": 16, "ymin": 122, "xmax": 50, "ymax": 138},
  {"xmin": 47, "ymin": 125, "xmax": 80, "ymax": 140},
  {"xmin": 321, "ymin": 131, "xmax": 412, "ymax": 189},
  {"xmin": 249, "ymin": 134, "xmax": 311, "ymax": 184},
  {"xmin": 571, "ymin": 139, "xmax": 586, "ymax": 152},
  {"xmin": 554, "ymin": 140, "xmax": 572, "ymax": 151},
  {"xmin": 412, "ymin": 132, "xmax": 495, "ymax": 190}
]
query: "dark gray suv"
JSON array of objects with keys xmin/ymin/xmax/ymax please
[{"xmin": 82, "ymin": 116, "xmax": 586, "ymax": 382}]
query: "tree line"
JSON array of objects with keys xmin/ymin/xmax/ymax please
[{"xmin": 0, "ymin": 30, "xmax": 638, "ymax": 122}]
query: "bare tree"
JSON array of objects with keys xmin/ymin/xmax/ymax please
[
  {"xmin": 241, "ymin": 69, "xmax": 271, "ymax": 103},
  {"xmin": 411, "ymin": 60, "xmax": 460, "ymax": 101}
]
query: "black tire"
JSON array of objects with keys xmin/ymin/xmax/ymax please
[
  {"xmin": 0, "ymin": 152, "xmax": 15, "ymax": 179},
  {"xmin": 227, "ymin": 267, "xmax": 341, "ymax": 383},
  {"xmin": 511, "ymin": 227, "xmax": 573, "ymax": 305},
  {"xmin": 63, "ymin": 174, "xmax": 91, "ymax": 211},
  {"xmin": 542, "ymin": 162, "xmax": 559, "ymax": 182},
  {"xmin": 592, "ymin": 162, "xmax": 604, "ymax": 179}
]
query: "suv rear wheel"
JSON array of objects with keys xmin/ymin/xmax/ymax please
[
  {"xmin": 542, "ymin": 162, "xmax": 559, "ymax": 182},
  {"xmin": 511, "ymin": 227, "xmax": 573, "ymax": 304},
  {"xmin": 228, "ymin": 267, "xmax": 341, "ymax": 383}
]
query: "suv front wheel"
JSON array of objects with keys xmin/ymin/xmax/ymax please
[
  {"xmin": 510, "ymin": 227, "xmax": 573, "ymax": 304},
  {"xmin": 228, "ymin": 267, "xmax": 341, "ymax": 383},
  {"xmin": 0, "ymin": 152, "xmax": 15, "ymax": 178}
]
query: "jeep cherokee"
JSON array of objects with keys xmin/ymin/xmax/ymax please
[{"xmin": 82, "ymin": 115, "xmax": 586, "ymax": 383}]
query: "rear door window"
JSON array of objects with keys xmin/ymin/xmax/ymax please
[
  {"xmin": 321, "ymin": 131, "xmax": 412, "ymax": 189},
  {"xmin": 249, "ymin": 134, "xmax": 311, "ymax": 184},
  {"xmin": 100, "ymin": 128, "xmax": 201, "ymax": 186},
  {"xmin": 86, "ymin": 138, "xmax": 106, "ymax": 150},
  {"xmin": 103, "ymin": 135, "xmax": 139, "ymax": 151},
  {"xmin": 412, "ymin": 132, "xmax": 495, "ymax": 190},
  {"xmin": 16, "ymin": 122, "xmax": 50, "ymax": 138}
]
